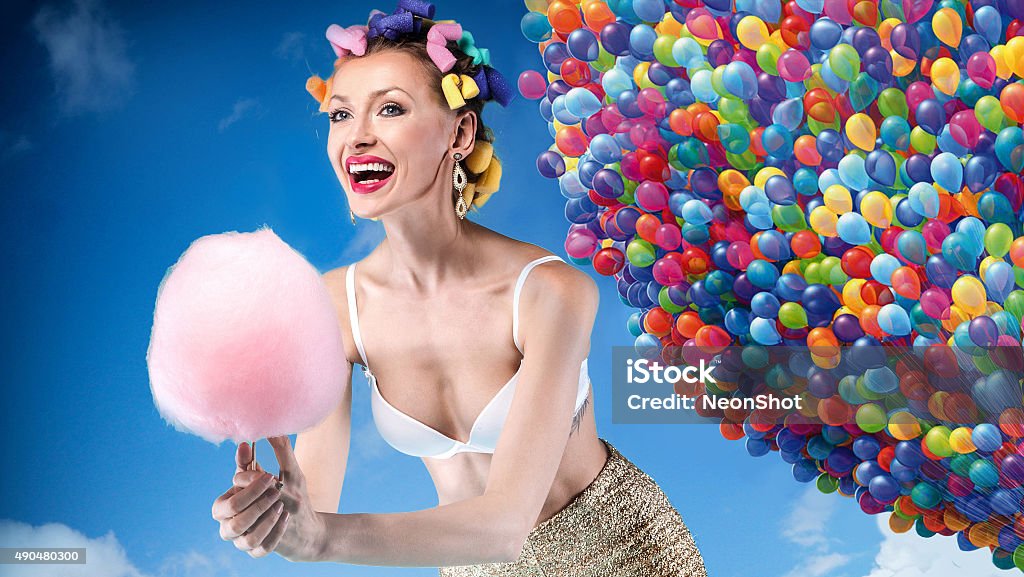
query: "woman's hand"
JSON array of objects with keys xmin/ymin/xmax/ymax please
[
  {"xmin": 212, "ymin": 440, "xmax": 288, "ymax": 558},
  {"xmin": 213, "ymin": 436, "xmax": 327, "ymax": 562}
]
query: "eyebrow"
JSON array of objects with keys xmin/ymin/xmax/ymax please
[{"xmin": 330, "ymin": 87, "xmax": 412, "ymax": 104}]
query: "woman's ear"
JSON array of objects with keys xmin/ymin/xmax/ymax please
[{"xmin": 450, "ymin": 109, "xmax": 477, "ymax": 159}]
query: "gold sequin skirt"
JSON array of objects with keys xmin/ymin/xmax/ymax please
[{"xmin": 438, "ymin": 438, "xmax": 707, "ymax": 577}]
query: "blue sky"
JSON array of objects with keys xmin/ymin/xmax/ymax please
[{"xmin": 0, "ymin": 0, "xmax": 1002, "ymax": 575}]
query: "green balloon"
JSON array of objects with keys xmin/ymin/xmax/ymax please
[
  {"xmin": 975, "ymin": 95, "xmax": 1008, "ymax": 133},
  {"xmin": 772, "ymin": 204, "xmax": 808, "ymax": 232},
  {"xmin": 816, "ymin": 473, "xmax": 839, "ymax": 494},
  {"xmin": 625, "ymin": 239, "xmax": 656, "ymax": 267},
  {"xmin": 984, "ymin": 223, "xmax": 1013, "ymax": 257},
  {"xmin": 1006, "ymin": 291, "xmax": 1024, "ymax": 322},
  {"xmin": 718, "ymin": 96, "xmax": 750, "ymax": 123},
  {"xmin": 756, "ymin": 43, "xmax": 781, "ymax": 76},
  {"xmin": 910, "ymin": 126, "xmax": 936, "ymax": 154},
  {"xmin": 828, "ymin": 44, "xmax": 860, "ymax": 82},
  {"xmin": 856, "ymin": 403, "xmax": 887, "ymax": 433},
  {"xmin": 652, "ymin": 35, "xmax": 678, "ymax": 67},
  {"xmin": 924, "ymin": 425, "xmax": 953, "ymax": 457},
  {"xmin": 779, "ymin": 302, "xmax": 808, "ymax": 329},
  {"xmin": 658, "ymin": 287, "xmax": 685, "ymax": 314},
  {"xmin": 877, "ymin": 87, "xmax": 909, "ymax": 118}
]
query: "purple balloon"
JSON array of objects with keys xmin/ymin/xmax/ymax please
[
  {"xmin": 707, "ymin": 40, "xmax": 734, "ymax": 68},
  {"xmin": 889, "ymin": 23, "xmax": 920, "ymax": 60},
  {"xmin": 599, "ymin": 21, "xmax": 632, "ymax": 56},
  {"xmin": 833, "ymin": 314, "xmax": 865, "ymax": 342},
  {"xmin": 757, "ymin": 72, "xmax": 787, "ymax": 102},
  {"xmin": 863, "ymin": 46, "xmax": 893, "ymax": 83},
  {"xmin": 852, "ymin": 27, "xmax": 881, "ymax": 54}
]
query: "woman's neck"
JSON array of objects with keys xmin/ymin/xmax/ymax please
[{"xmin": 376, "ymin": 195, "xmax": 482, "ymax": 294}]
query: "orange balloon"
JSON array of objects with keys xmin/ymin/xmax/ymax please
[
  {"xmin": 547, "ymin": 1, "xmax": 583, "ymax": 34},
  {"xmin": 1001, "ymin": 83, "xmax": 1024, "ymax": 124},
  {"xmin": 675, "ymin": 311, "xmax": 703, "ymax": 339},
  {"xmin": 794, "ymin": 134, "xmax": 822, "ymax": 166},
  {"xmin": 860, "ymin": 304, "xmax": 884, "ymax": 338},
  {"xmin": 582, "ymin": 1, "xmax": 616, "ymax": 31},
  {"xmin": 891, "ymin": 266, "xmax": 922, "ymax": 299},
  {"xmin": 669, "ymin": 108, "xmax": 694, "ymax": 136}
]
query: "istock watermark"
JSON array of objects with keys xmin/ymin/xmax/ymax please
[{"xmin": 618, "ymin": 355, "xmax": 805, "ymax": 421}]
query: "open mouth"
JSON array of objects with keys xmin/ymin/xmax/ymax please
[{"xmin": 347, "ymin": 161, "xmax": 395, "ymax": 185}]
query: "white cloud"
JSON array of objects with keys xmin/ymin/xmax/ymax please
[
  {"xmin": 862, "ymin": 514, "xmax": 1003, "ymax": 577},
  {"xmin": 779, "ymin": 487, "xmax": 853, "ymax": 577},
  {"xmin": 31, "ymin": 0, "xmax": 136, "ymax": 116},
  {"xmin": 0, "ymin": 131, "xmax": 34, "ymax": 161},
  {"xmin": 0, "ymin": 518, "xmax": 143, "ymax": 576},
  {"xmin": 782, "ymin": 486, "xmax": 838, "ymax": 549},
  {"xmin": 217, "ymin": 98, "xmax": 262, "ymax": 132},
  {"xmin": 783, "ymin": 552, "xmax": 852, "ymax": 577},
  {"xmin": 274, "ymin": 32, "xmax": 306, "ymax": 62},
  {"xmin": 0, "ymin": 519, "xmax": 252, "ymax": 577}
]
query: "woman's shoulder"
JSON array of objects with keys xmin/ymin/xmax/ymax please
[{"xmin": 507, "ymin": 241, "xmax": 599, "ymax": 309}]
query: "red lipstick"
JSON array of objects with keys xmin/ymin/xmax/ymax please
[{"xmin": 345, "ymin": 154, "xmax": 395, "ymax": 194}]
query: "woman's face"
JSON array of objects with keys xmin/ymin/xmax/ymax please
[{"xmin": 325, "ymin": 50, "xmax": 457, "ymax": 219}]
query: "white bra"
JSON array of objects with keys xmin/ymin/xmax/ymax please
[{"xmin": 345, "ymin": 255, "xmax": 591, "ymax": 459}]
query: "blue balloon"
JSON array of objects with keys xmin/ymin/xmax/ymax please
[
  {"xmin": 930, "ymin": 152, "xmax": 963, "ymax": 193},
  {"xmin": 870, "ymin": 254, "xmax": 901, "ymax": 285},
  {"xmin": 866, "ymin": 149, "xmax": 896, "ymax": 186},
  {"xmin": 838, "ymin": 154, "xmax": 869, "ymax": 190},
  {"xmin": 836, "ymin": 212, "xmax": 871, "ymax": 245}
]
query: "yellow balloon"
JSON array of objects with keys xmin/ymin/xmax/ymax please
[
  {"xmin": 932, "ymin": 8, "xmax": 963, "ymax": 48},
  {"xmin": 930, "ymin": 57, "xmax": 960, "ymax": 96},
  {"xmin": 846, "ymin": 113, "xmax": 877, "ymax": 151},
  {"xmin": 992, "ymin": 45, "xmax": 1013, "ymax": 80},
  {"xmin": 887, "ymin": 410, "xmax": 921, "ymax": 441},
  {"xmin": 860, "ymin": 191, "xmax": 893, "ymax": 228},
  {"xmin": 951, "ymin": 275, "xmax": 987, "ymax": 317},
  {"xmin": 809, "ymin": 205, "xmax": 839, "ymax": 237},
  {"xmin": 1008, "ymin": 36, "xmax": 1024, "ymax": 79},
  {"xmin": 949, "ymin": 427, "xmax": 977, "ymax": 454},
  {"xmin": 754, "ymin": 166, "xmax": 786, "ymax": 189},
  {"xmin": 824, "ymin": 184, "xmax": 853, "ymax": 214},
  {"xmin": 941, "ymin": 304, "xmax": 971, "ymax": 332},
  {"xmin": 524, "ymin": 0, "xmax": 548, "ymax": 13},
  {"xmin": 842, "ymin": 278, "xmax": 868, "ymax": 313},
  {"xmin": 658, "ymin": 13, "xmax": 683, "ymax": 36},
  {"xmin": 891, "ymin": 50, "xmax": 917, "ymax": 77},
  {"xmin": 736, "ymin": 15, "xmax": 769, "ymax": 50}
]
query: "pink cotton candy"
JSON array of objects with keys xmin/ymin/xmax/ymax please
[{"xmin": 147, "ymin": 226, "xmax": 345, "ymax": 445}]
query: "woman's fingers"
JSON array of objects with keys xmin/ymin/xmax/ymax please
[
  {"xmin": 235, "ymin": 442, "xmax": 264, "ymax": 474},
  {"xmin": 212, "ymin": 473, "xmax": 278, "ymax": 525},
  {"xmin": 247, "ymin": 508, "xmax": 290, "ymax": 558},
  {"xmin": 235, "ymin": 501, "xmax": 286, "ymax": 557},
  {"xmin": 219, "ymin": 481, "xmax": 282, "ymax": 540}
]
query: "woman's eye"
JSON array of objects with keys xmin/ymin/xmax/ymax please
[
  {"xmin": 381, "ymin": 103, "xmax": 404, "ymax": 116},
  {"xmin": 328, "ymin": 109, "xmax": 351, "ymax": 123}
]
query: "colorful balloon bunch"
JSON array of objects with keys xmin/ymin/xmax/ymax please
[{"xmin": 521, "ymin": 0, "xmax": 1024, "ymax": 569}]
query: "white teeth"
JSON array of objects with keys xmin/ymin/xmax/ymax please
[{"xmin": 348, "ymin": 162, "xmax": 395, "ymax": 174}]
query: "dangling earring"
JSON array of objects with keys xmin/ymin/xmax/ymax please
[
  {"xmin": 350, "ymin": 209, "xmax": 357, "ymax": 225},
  {"xmin": 453, "ymin": 152, "xmax": 468, "ymax": 220}
]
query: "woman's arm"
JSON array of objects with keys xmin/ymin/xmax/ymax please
[
  {"xmin": 312, "ymin": 261, "xmax": 600, "ymax": 567},
  {"xmin": 294, "ymin": 268, "xmax": 356, "ymax": 513}
]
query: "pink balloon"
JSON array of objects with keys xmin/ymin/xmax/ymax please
[
  {"xmin": 652, "ymin": 257, "xmax": 685, "ymax": 286},
  {"xmin": 565, "ymin": 227, "xmax": 599, "ymax": 259},
  {"xmin": 903, "ymin": 0, "xmax": 934, "ymax": 24},
  {"xmin": 635, "ymin": 181, "xmax": 669, "ymax": 211},
  {"xmin": 684, "ymin": 8, "xmax": 719, "ymax": 40},
  {"xmin": 949, "ymin": 109, "xmax": 984, "ymax": 149},
  {"xmin": 920, "ymin": 287, "xmax": 952, "ymax": 320},
  {"xmin": 922, "ymin": 219, "xmax": 951, "ymax": 250},
  {"xmin": 823, "ymin": 0, "xmax": 853, "ymax": 25},
  {"xmin": 778, "ymin": 50, "xmax": 812, "ymax": 82},
  {"xmin": 517, "ymin": 69, "xmax": 547, "ymax": 100},
  {"xmin": 654, "ymin": 224, "xmax": 682, "ymax": 250},
  {"xmin": 905, "ymin": 81, "xmax": 935, "ymax": 111},
  {"xmin": 966, "ymin": 52, "xmax": 997, "ymax": 89}
]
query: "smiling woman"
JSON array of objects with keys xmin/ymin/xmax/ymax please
[{"xmin": 210, "ymin": 1, "xmax": 708, "ymax": 575}]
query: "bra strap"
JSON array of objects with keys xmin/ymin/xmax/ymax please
[
  {"xmin": 513, "ymin": 255, "xmax": 565, "ymax": 353},
  {"xmin": 345, "ymin": 263, "xmax": 371, "ymax": 370}
]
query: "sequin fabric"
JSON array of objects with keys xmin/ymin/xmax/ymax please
[{"xmin": 438, "ymin": 438, "xmax": 708, "ymax": 576}]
